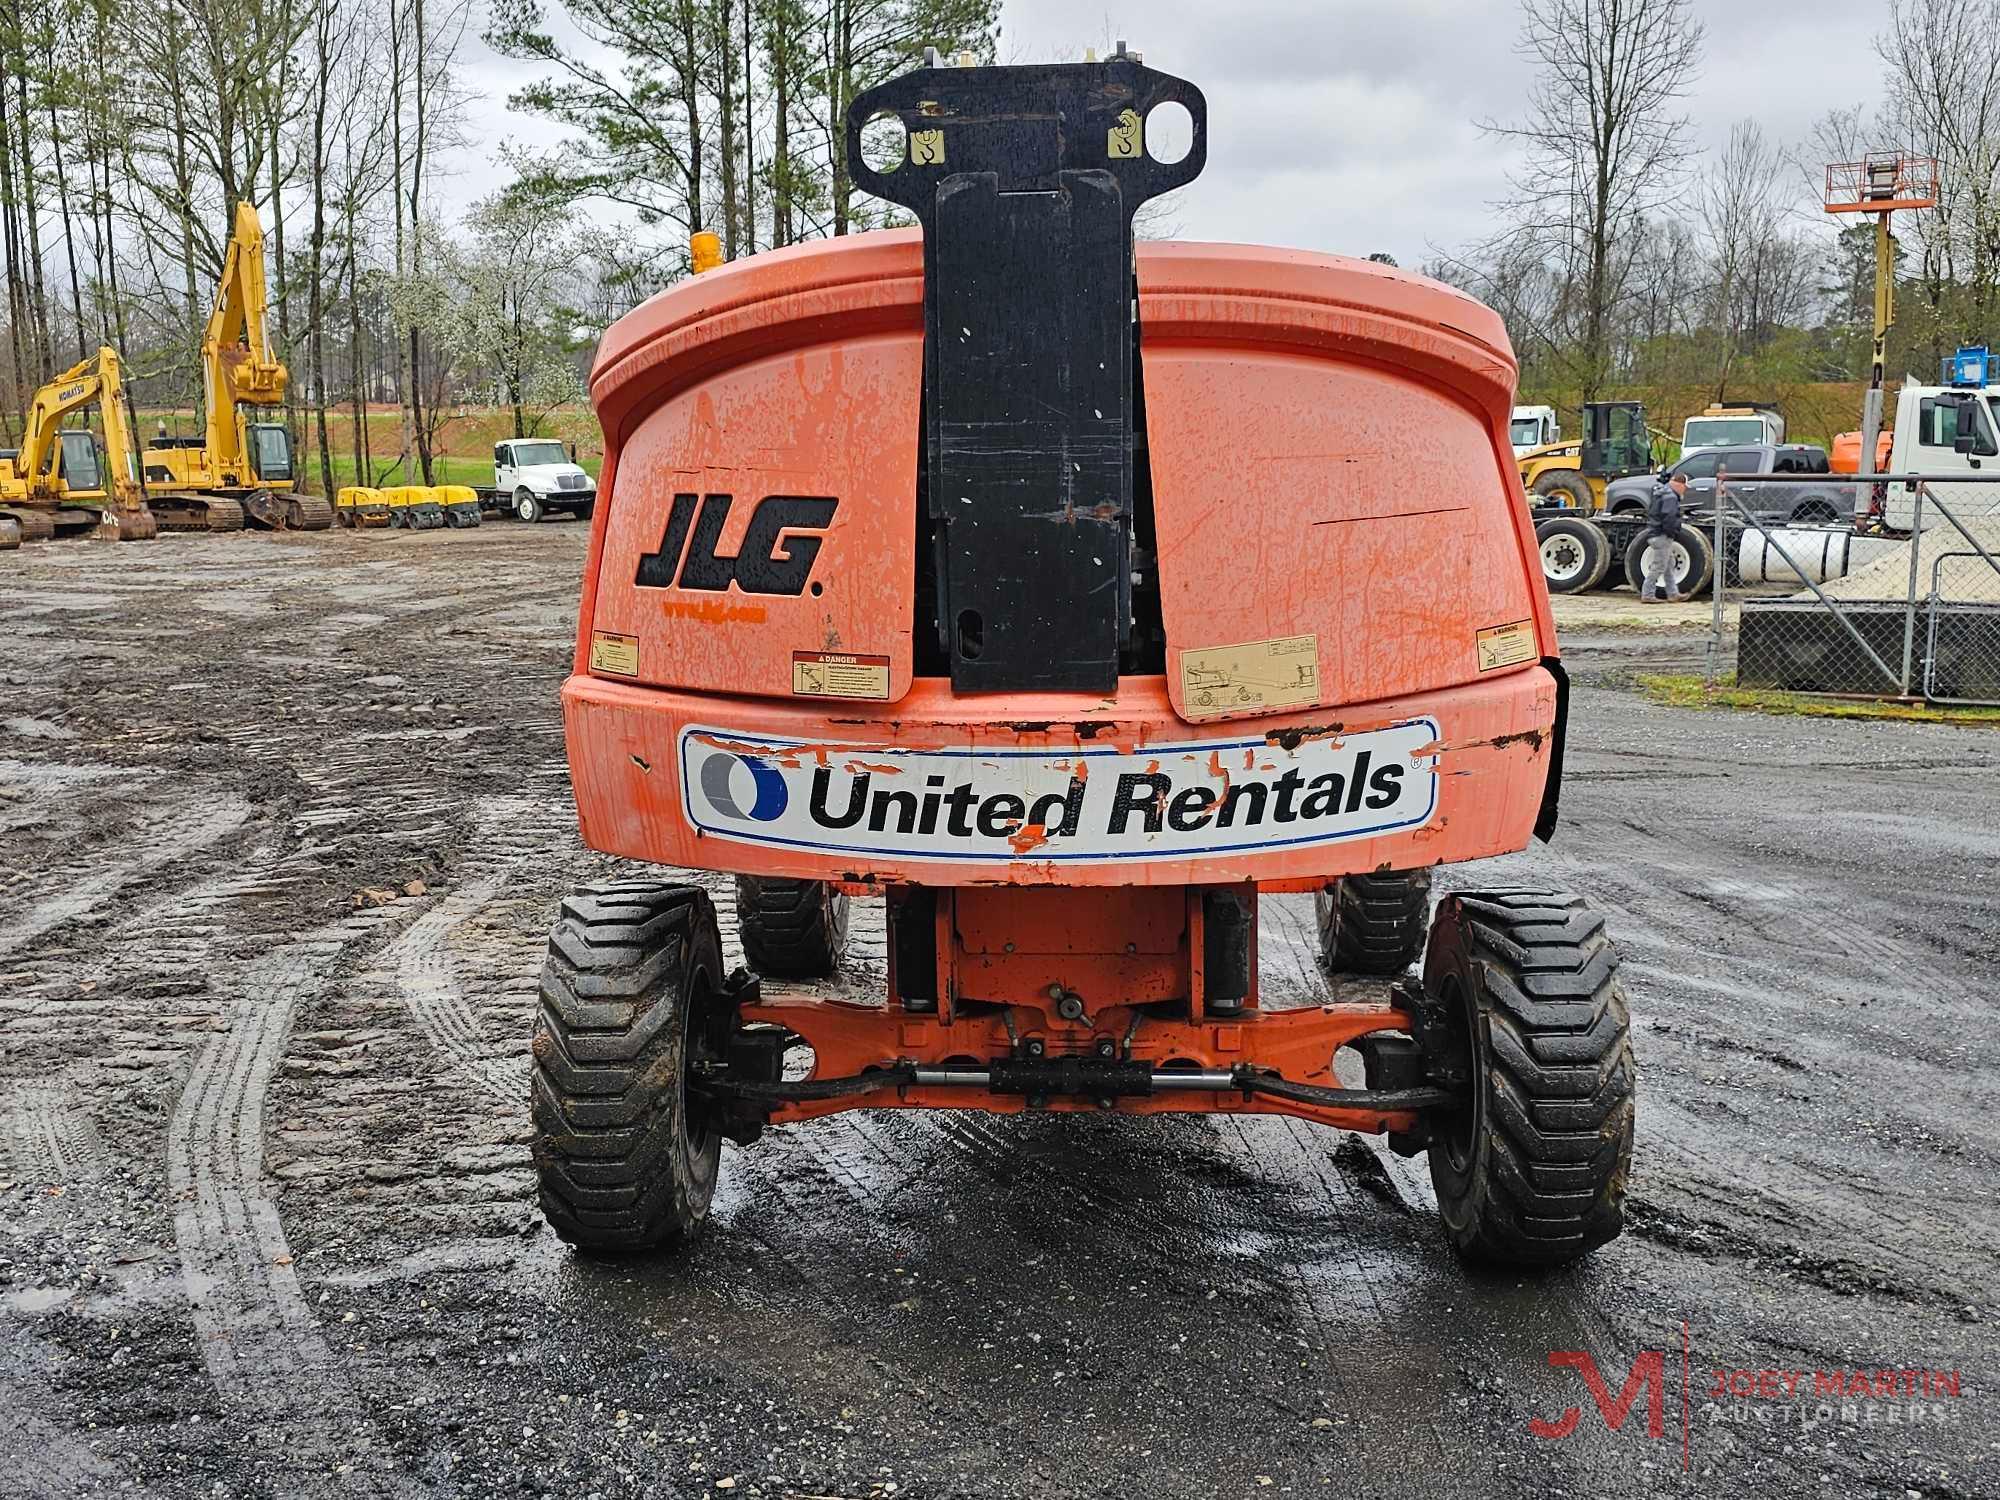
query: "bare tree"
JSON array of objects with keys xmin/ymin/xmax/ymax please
[{"xmin": 1483, "ymin": 0, "xmax": 1705, "ymax": 399}]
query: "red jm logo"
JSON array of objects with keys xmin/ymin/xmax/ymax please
[{"xmin": 1529, "ymin": 1350, "xmax": 1668, "ymax": 1440}]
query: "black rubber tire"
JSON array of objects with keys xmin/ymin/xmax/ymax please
[
  {"xmin": 532, "ymin": 881, "xmax": 725, "ymax": 1254},
  {"xmin": 1531, "ymin": 470, "xmax": 1594, "ymax": 509},
  {"xmin": 1422, "ymin": 888, "xmax": 1634, "ymax": 1267},
  {"xmin": 734, "ymin": 876, "xmax": 849, "ymax": 979},
  {"xmin": 1315, "ymin": 870, "xmax": 1433, "ymax": 976},
  {"xmin": 578, "ymin": 502, "xmax": 595, "ymax": 522},
  {"xmin": 514, "ymin": 488, "xmax": 543, "ymax": 523},
  {"xmin": 1789, "ymin": 499, "xmax": 1840, "ymax": 526},
  {"xmin": 1533, "ymin": 516, "xmax": 1611, "ymax": 594},
  {"xmin": 1622, "ymin": 524, "xmax": 1714, "ymax": 598}
]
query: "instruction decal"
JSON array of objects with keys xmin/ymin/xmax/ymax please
[
  {"xmin": 1476, "ymin": 619, "xmax": 1537, "ymax": 672},
  {"xmin": 589, "ymin": 629, "xmax": 639, "ymax": 678},
  {"xmin": 1179, "ymin": 634, "xmax": 1320, "ymax": 717},
  {"xmin": 792, "ymin": 650, "xmax": 890, "ymax": 700}
]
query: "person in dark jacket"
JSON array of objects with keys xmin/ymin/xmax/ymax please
[{"xmin": 1642, "ymin": 469, "xmax": 1689, "ymax": 602}]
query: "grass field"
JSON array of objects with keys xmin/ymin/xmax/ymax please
[
  {"xmin": 1638, "ymin": 672, "xmax": 2000, "ymax": 724},
  {"xmin": 137, "ymin": 404, "xmax": 605, "ymax": 492}
]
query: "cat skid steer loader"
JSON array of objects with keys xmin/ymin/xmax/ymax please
[{"xmin": 534, "ymin": 52, "xmax": 1635, "ymax": 1268}]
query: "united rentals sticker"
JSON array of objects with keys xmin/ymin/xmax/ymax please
[{"xmin": 676, "ymin": 720, "xmax": 1438, "ymax": 863}]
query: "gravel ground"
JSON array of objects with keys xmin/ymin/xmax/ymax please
[{"xmin": 1, "ymin": 523, "xmax": 1994, "ymax": 1500}]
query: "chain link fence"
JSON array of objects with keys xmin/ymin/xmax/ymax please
[{"xmin": 1708, "ymin": 470, "xmax": 2000, "ymax": 704}]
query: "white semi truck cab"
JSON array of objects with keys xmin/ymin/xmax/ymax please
[
  {"xmin": 484, "ymin": 438, "xmax": 596, "ymax": 523},
  {"xmin": 1509, "ymin": 404, "xmax": 1560, "ymax": 457}
]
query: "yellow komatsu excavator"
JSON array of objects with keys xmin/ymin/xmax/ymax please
[
  {"xmin": 144, "ymin": 201, "xmax": 331, "ymax": 531},
  {"xmin": 0, "ymin": 346, "xmax": 157, "ymax": 542}
]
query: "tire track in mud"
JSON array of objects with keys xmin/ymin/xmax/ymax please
[
  {"xmin": 384, "ymin": 793, "xmax": 576, "ymax": 1102},
  {"xmin": 1, "ymin": 1080, "xmax": 104, "ymax": 1184},
  {"xmin": 167, "ymin": 917, "xmax": 423, "ymax": 1495},
  {"xmin": 0, "ymin": 794, "xmax": 251, "ymax": 960}
]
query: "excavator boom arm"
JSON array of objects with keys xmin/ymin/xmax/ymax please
[
  {"xmin": 9, "ymin": 346, "xmax": 145, "ymax": 509},
  {"xmin": 202, "ymin": 201, "xmax": 288, "ymax": 466}
]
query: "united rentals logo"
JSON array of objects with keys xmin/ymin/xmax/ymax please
[
  {"xmin": 677, "ymin": 722, "xmax": 1439, "ymax": 863},
  {"xmin": 635, "ymin": 493, "xmax": 837, "ymax": 595},
  {"xmin": 697, "ymin": 752, "xmax": 789, "ymax": 822}
]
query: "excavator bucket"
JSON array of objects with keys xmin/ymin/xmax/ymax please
[{"xmin": 94, "ymin": 503, "xmax": 159, "ymax": 542}]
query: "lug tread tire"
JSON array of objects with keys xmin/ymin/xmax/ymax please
[
  {"xmin": 734, "ymin": 876, "xmax": 848, "ymax": 979},
  {"xmin": 532, "ymin": 881, "xmax": 722, "ymax": 1254},
  {"xmin": 1425, "ymin": 888, "xmax": 1634, "ymax": 1267},
  {"xmin": 1316, "ymin": 870, "xmax": 1432, "ymax": 976}
]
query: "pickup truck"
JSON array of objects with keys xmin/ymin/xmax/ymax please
[
  {"xmin": 1602, "ymin": 443, "xmax": 1855, "ymax": 526},
  {"xmin": 473, "ymin": 438, "xmax": 597, "ymax": 523}
]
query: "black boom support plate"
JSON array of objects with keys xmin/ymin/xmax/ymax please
[{"xmin": 847, "ymin": 53, "xmax": 1207, "ymax": 693}]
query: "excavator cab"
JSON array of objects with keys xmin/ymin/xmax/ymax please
[
  {"xmin": 246, "ymin": 422, "xmax": 293, "ymax": 483},
  {"xmin": 53, "ymin": 430, "xmax": 102, "ymax": 492}
]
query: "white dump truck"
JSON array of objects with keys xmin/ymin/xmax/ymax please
[
  {"xmin": 1682, "ymin": 403, "xmax": 1784, "ymax": 452},
  {"xmin": 473, "ymin": 438, "xmax": 597, "ymax": 523}
]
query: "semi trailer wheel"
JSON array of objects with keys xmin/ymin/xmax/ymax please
[
  {"xmin": 734, "ymin": 877, "xmax": 849, "ymax": 978},
  {"xmin": 1533, "ymin": 516, "xmax": 1612, "ymax": 594},
  {"xmin": 1622, "ymin": 524, "xmax": 1714, "ymax": 598},
  {"xmin": 1531, "ymin": 470, "xmax": 1594, "ymax": 509},
  {"xmin": 1421, "ymin": 888, "xmax": 1634, "ymax": 1267},
  {"xmin": 1316, "ymin": 869, "xmax": 1432, "ymax": 976},
  {"xmin": 532, "ymin": 881, "xmax": 726, "ymax": 1254}
]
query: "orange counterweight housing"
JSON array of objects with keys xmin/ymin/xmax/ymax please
[{"xmin": 568, "ymin": 231, "xmax": 1563, "ymax": 897}]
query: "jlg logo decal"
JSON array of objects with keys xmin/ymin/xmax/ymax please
[{"xmin": 635, "ymin": 493, "xmax": 837, "ymax": 595}]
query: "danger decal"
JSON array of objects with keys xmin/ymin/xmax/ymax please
[{"xmin": 676, "ymin": 720, "xmax": 1439, "ymax": 863}]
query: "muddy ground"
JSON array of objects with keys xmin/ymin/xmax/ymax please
[{"xmin": 0, "ymin": 523, "xmax": 1993, "ymax": 1500}]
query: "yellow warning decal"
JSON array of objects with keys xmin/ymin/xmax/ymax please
[
  {"xmin": 1108, "ymin": 109, "xmax": 1143, "ymax": 159},
  {"xmin": 590, "ymin": 629, "xmax": 639, "ymax": 678},
  {"xmin": 910, "ymin": 129, "xmax": 946, "ymax": 166},
  {"xmin": 1179, "ymin": 634, "xmax": 1319, "ymax": 717},
  {"xmin": 793, "ymin": 650, "xmax": 890, "ymax": 700},
  {"xmin": 1476, "ymin": 619, "xmax": 1537, "ymax": 672}
]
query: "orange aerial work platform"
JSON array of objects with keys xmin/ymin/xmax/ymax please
[{"xmin": 532, "ymin": 46, "xmax": 1635, "ymax": 1270}]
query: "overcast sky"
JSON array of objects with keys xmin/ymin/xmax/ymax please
[{"xmin": 443, "ymin": 0, "xmax": 1894, "ymax": 267}]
